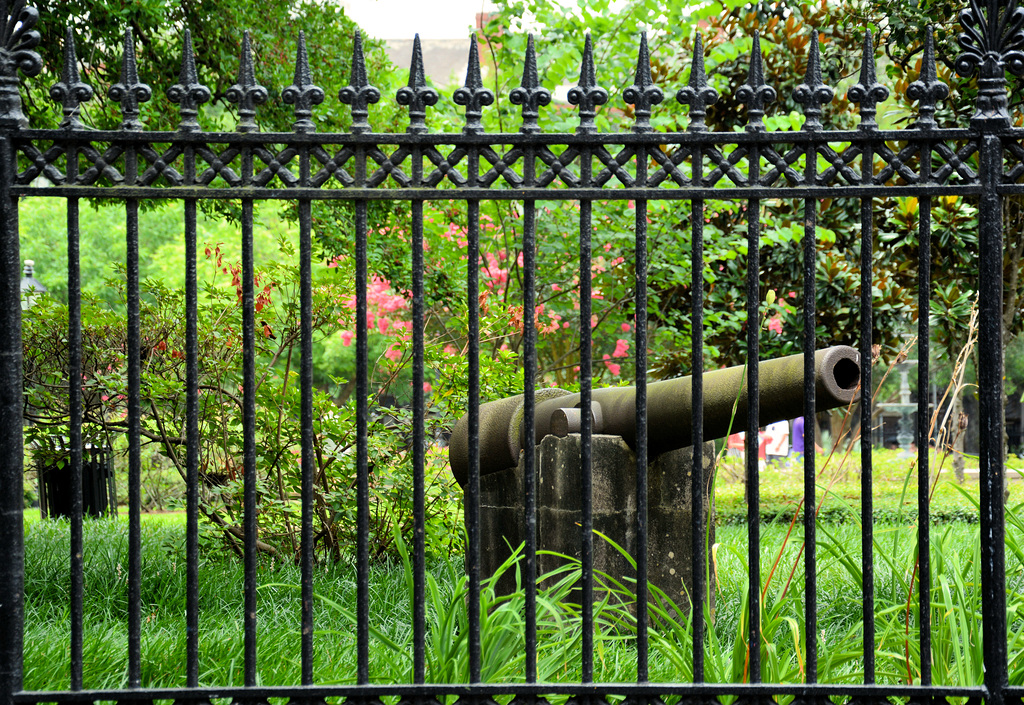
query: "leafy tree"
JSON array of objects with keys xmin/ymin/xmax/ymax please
[{"xmin": 476, "ymin": 0, "xmax": 915, "ymax": 381}]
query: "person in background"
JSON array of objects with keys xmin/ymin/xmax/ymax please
[
  {"xmin": 792, "ymin": 416, "xmax": 805, "ymax": 458},
  {"xmin": 765, "ymin": 419, "xmax": 790, "ymax": 466}
]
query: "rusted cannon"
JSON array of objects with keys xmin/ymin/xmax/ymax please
[{"xmin": 450, "ymin": 345, "xmax": 860, "ymax": 485}]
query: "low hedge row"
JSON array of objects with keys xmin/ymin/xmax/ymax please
[{"xmin": 714, "ymin": 476, "xmax": 988, "ymax": 526}]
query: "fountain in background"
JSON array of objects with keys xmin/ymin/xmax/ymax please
[{"xmin": 877, "ymin": 355, "xmax": 919, "ymax": 456}]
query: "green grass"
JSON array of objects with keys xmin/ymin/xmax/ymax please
[
  {"xmin": 715, "ymin": 449, "xmax": 998, "ymax": 525},
  {"xmin": 20, "ymin": 501, "xmax": 1024, "ymax": 691}
]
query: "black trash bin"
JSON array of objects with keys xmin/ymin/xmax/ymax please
[{"xmin": 37, "ymin": 443, "xmax": 117, "ymax": 519}]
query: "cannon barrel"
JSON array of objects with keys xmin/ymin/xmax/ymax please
[{"xmin": 449, "ymin": 345, "xmax": 860, "ymax": 487}]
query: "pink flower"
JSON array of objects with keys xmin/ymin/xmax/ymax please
[
  {"xmin": 423, "ymin": 382, "xmax": 432, "ymax": 393},
  {"xmin": 384, "ymin": 345, "xmax": 402, "ymax": 362},
  {"xmin": 341, "ymin": 330, "xmax": 354, "ymax": 347},
  {"xmin": 767, "ymin": 316, "xmax": 783, "ymax": 335},
  {"xmin": 443, "ymin": 344, "xmax": 458, "ymax": 355},
  {"xmin": 613, "ymin": 338, "xmax": 629, "ymax": 358},
  {"xmin": 602, "ymin": 354, "xmax": 621, "ymax": 376},
  {"xmin": 621, "ymin": 323, "xmax": 631, "ymax": 333}
]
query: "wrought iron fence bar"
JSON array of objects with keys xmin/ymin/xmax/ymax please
[
  {"xmin": 978, "ymin": 130, "xmax": 1009, "ymax": 702},
  {"xmin": 745, "ymin": 189, "xmax": 761, "ymax": 684},
  {"xmin": 802, "ymin": 192, "xmax": 817, "ymax": 683},
  {"xmin": 16, "ymin": 683, "xmax": 990, "ymax": 700},
  {"xmin": 918, "ymin": 193, "xmax": 933, "ymax": 686},
  {"xmin": 634, "ymin": 174, "xmax": 650, "ymax": 686},
  {"xmin": 299, "ymin": 148, "xmax": 315, "ymax": 686},
  {"xmin": 466, "ymin": 197, "xmax": 482, "ymax": 685},
  {"xmin": 858, "ymin": 190, "xmax": 875, "ymax": 685},
  {"xmin": 573, "ymin": 57, "xmax": 599, "ymax": 684},
  {"xmin": 355, "ymin": 196, "xmax": 371, "ymax": 686},
  {"xmin": 124, "ymin": 145, "xmax": 142, "ymax": 689},
  {"xmin": 690, "ymin": 194, "xmax": 705, "ymax": 684},
  {"xmin": 66, "ymin": 152, "xmax": 83, "ymax": 692},
  {"xmin": 241, "ymin": 178, "xmax": 259, "ymax": 690},
  {"xmin": 411, "ymin": 191, "xmax": 427, "ymax": 686},
  {"xmin": 184, "ymin": 145, "xmax": 201, "ymax": 688},
  {"xmin": 0, "ymin": 127, "xmax": 23, "ymax": 705},
  {"xmin": 407, "ymin": 55, "xmax": 431, "ymax": 674},
  {"xmin": 579, "ymin": 196, "xmax": 594, "ymax": 685},
  {"xmin": 523, "ymin": 195, "xmax": 539, "ymax": 684},
  {"xmin": 11, "ymin": 186, "xmax": 987, "ymax": 200}
]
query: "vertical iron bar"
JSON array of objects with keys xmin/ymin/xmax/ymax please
[
  {"xmin": 523, "ymin": 138, "xmax": 538, "ymax": 684},
  {"xmin": 523, "ymin": 197, "xmax": 538, "ymax": 684},
  {"xmin": 802, "ymin": 194, "xmax": 818, "ymax": 683},
  {"xmin": 241, "ymin": 148, "xmax": 258, "ymax": 688},
  {"xmin": 690, "ymin": 191, "xmax": 705, "ymax": 683},
  {"xmin": 578, "ymin": 140, "xmax": 595, "ymax": 684},
  {"xmin": 0, "ymin": 131, "xmax": 23, "ymax": 705},
  {"xmin": 580, "ymin": 196, "xmax": 594, "ymax": 684},
  {"xmin": 355, "ymin": 187, "xmax": 370, "ymax": 686},
  {"xmin": 125, "ymin": 144, "xmax": 142, "ymax": 689},
  {"xmin": 411, "ymin": 148, "xmax": 426, "ymax": 685},
  {"xmin": 299, "ymin": 144, "xmax": 315, "ymax": 686},
  {"xmin": 635, "ymin": 151, "xmax": 649, "ymax": 684},
  {"xmin": 746, "ymin": 144, "xmax": 761, "ymax": 683},
  {"xmin": 466, "ymin": 165, "xmax": 482, "ymax": 684},
  {"xmin": 67, "ymin": 142, "xmax": 83, "ymax": 692},
  {"xmin": 184, "ymin": 143, "xmax": 201, "ymax": 688},
  {"xmin": 978, "ymin": 132, "xmax": 1007, "ymax": 702},
  {"xmin": 918, "ymin": 194, "xmax": 932, "ymax": 686},
  {"xmin": 858, "ymin": 171, "xmax": 875, "ymax": 683}
]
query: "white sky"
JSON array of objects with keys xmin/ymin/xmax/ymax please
[{"xmin": 339, "ymin": 0, "xmax": 498, "ymax": 40}]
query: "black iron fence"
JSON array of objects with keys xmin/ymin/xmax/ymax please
[{"xmin": 0, "ymin": 0, "xmax": 1018, "ymax": 704}]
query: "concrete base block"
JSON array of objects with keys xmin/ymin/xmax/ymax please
[{"xmin": 477, "ymin": 434, "xmax": 715, "ymax": 615}]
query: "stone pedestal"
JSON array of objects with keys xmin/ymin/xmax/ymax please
[{"xmin": 477, "ymin": 434, "xmax": 715, "ymax": 615}]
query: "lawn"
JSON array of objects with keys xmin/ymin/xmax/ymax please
[{"xmin": 21, "ymin": 483, "xmax": 1024, "ymax": 690}]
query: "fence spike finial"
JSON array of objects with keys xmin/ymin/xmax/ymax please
[
  {"xmin": 509, "ymin": 34, "xmax": 551, "ymax": 133},
  {"xmin": 676, "ymin": 32, "xmax": 718, "ymax": 132},
  {"xmin": 396, "ymin": 34, "xmax": 439, "ymax": 134},
  {"xmin": 847, "ymin": 31, "xmax": 889, "ymax": 131},
  {"xmin": 624, "ymin": 31, "xmax": 664, "ymax": 133},
  {"xmin": 453, "ymin": 34, "xmax": 494, "ymax": 134},
  {"xmin": 167, "ymin": 30, "xmax": 211, "ymax": 133},
  {"xmin": 567, "ymin": 33, "xmax": 608, "ymax": 134},
  {"xmin": 736, "ymin": 32, "xmax": 776, "ymax": 132},
  {"xmin": 792, "ymin": 31, "xmax": 834, "ymax": 131},
  {"xmin": 225, "ymin": 30, "xmax": 268, "ymax": 133},
  {"xmin": 282, "ymin": 32, "xmax": 325, "ymax": 134},
  {"xmin": 907, "ymin": 27, "xmax": 948, "ymax": 129},
  {"xmin": 50, "ymin": 27, "xmax": 93, "ymax": 129},
  {"xmin": 956, "ymin": 0, "xmax": 1024, "ymax": 127},
  {"xmin": 0, "ymin": 0, "xmax": 41, "ymax": 126},
  {"xmin": 108, "ymin": 28, "xmax": 152, "ymax": 131},
  {"xmin": 339, "ymin": 31, "xmax": 380, "ymax": 134}
]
